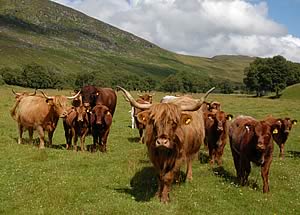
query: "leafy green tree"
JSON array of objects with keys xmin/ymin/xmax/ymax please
[{"xmin": 160, "ymin": 74, "xmax": 183, "ymax": 92}]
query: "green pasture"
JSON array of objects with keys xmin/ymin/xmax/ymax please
[{"xmin": 0, "ymin": 85, "xmax": 300, "ymax": 214}]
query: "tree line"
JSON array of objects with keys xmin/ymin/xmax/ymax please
[
  {"xmin": 243, "ymin": 55, "xmax": 300, "ymax": 97},
  {"xmin": 1, "ymin": 55, "xmax": 300, "ymax": 96}
]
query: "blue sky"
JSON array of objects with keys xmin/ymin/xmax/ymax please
[
  {"xmin": 52, "ymin": 0, "xmax": 300, "ymax": 62},
  {"xmin": 265, "ymin": 0, "xmax": 300, "ymax": 37}
]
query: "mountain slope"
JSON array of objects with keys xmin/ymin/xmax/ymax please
[{"xmin": 0, "ymin": 0, "xmax": 254, "ymax": 84}]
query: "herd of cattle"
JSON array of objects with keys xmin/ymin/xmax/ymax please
[{"xmin": 10, "ymin": 86, "xmax": 297, "ymax": 203}]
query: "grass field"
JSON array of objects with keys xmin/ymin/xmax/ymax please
[{"xmin": 1, "ymin": 85, "xmax": 300, "ymax": 214}]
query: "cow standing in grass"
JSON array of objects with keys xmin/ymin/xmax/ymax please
[
  {"xmin": 119, "ymin": 86, "xmax": 214, "ymax": 203},
  {"xmin": 229, "ymin": 115, "xmax": 281, "ymax": 193},
  {"xmin": 203, "ymin": 110, "xmax": 233, "ymax": 166},
  {"xmin": 11, "ymin": 91, "xmax": 80, "ymax": 149},
  {"xmin": 264, "ymin": 116, "xmax": 297, "ymax": 159}
]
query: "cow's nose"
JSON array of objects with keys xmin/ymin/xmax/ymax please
[
  {"xmin": 156, "ymin": 138, "xmax": 169, "ymax": 148},
  {"xmin": 217, "ymin": 126, "xmax": 223, "ymax": 131}
]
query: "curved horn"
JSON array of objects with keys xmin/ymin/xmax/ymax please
[
  {"xmin": 12, "ymin": 89, "xmax": 22, "ymax": 96},
  {"xmin": 117, "ymin": 86, "xmax": 152, "ymax": 110},
  {"xmin": 66, "ymin": 91, "xmax": 81, "ymax": 99},
  {"xmin": 39, "ymin": 90, "xmax": 54, "ymax": 100},
  {"xmin": 29, "ymin": 89, "xmax": 37, "ymax": 96},
  {"xmin": 181, "ymin": 87, "xmax": 215, "ymax": 111}
]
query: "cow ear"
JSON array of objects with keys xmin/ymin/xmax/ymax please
[
  {"xmin": 181, "ymin": 113, "xmax": 192, "ymax": 125},
  {"xmin": 104, "ymin": 111, "xmax": 113, "ymax": 126},
  {"xmin": 292, "ymin": 120, "xmax": 298, "ymax": 125},
  {"xmin": 137, "ymin": 110, "xmax": 150, "ymax": 126},
  {"xmin": 46, "ymin": 98, "xmax": 54, "ymax": 104},
  {"xmin": 226, "ymin": 114, "xmax": 233, "ymax": 121}
]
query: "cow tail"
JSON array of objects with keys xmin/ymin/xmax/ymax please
[{"xmin": 10, "ymin": 99, "xmax": 21, "ymax": 120}]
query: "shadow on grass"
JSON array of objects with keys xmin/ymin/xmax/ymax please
[
  {"xmin": 127, "ymin": 137, "xmax": 140, "ymax": 143},
  {"xmin": 198, "ymin": 151, "xmax": 209, "ymax": 164},
  {"xmin": 115, "ymin": 166, "xmax": 158, "ymax": 202},
  {"xmin": 287, "ymin": 150, "xmax": 300, "ymax": 158}
]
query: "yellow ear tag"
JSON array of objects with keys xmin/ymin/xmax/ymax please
[
  {"xmin": 228, "ymin": 116, "xmax": 232, "ymax": 120},
  {"xmin": 185, "ymin": 118, "xmax": 191, "ymax": 125},
  {"xmin": 293, "ymin": 121, "xmax": 297, "ymax": 125},
  {"xmin": 273, "ymin": 128, "xmax": 278, "ymax": 134}
]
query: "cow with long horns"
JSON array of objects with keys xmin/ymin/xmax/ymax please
[
  {"xmin": 11, "ymin": 90, "xmax": 80, "ymax": 149},
  {"xmin": 118, "ymin": 86, "xmax": 214, "ymax": 203}
]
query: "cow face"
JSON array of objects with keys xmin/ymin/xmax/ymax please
[
  {"xmin": 47, "ymin": 96, "xmax": 69, "ymax": 118},
  {"xmin": 81, "ymin": 86, "xmax": 97, "ymax": 108},
  {"xmin": 91, "ymin": 105, "xmax": 112, "ymax": 127},
  {"xmin": 138, "ymin": 94, "xmax": 153, "ymax": 103},
  {"xmin": 76, "ymin": 106, "xmax": 87, "ymax": 123},
  {"xmin": 137, "ymin": 103, "xmax": 192, "ymax": 149},
  {"xmin": 281, "ymin": 118, "xmax": 297, "ymax": 134},
  {"xmin": 206, "ymin": 111, "xmax": 233, "ymax": 132},
  {"xmin": 252, "ymin": 121, "xmax": 279, "ymax": 164}
]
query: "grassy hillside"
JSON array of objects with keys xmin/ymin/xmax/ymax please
[
  {"xmin": 0, "ymin": 0, "xmax": 253, "ymax": 84},
  {"xmin": 281, "ymin": 83, "xmax": 300, "ymax": 100},
  {"xmin": 1, "ymin": 85, "xmax": 300, "ymax": 214}
]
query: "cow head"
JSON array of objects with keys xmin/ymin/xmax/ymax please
[
  {"xmin": 137, "ymin": 104, "xmax": 192, "ymax": 149},
  {"xmin": 247, "ymin": 120, "xmax": 280, "ymax": 165},
  {"xmin": 118, "ymin": 86, "xmax": 214, "ymax": 150},
  {"xmin": 76, "ymin": 106, "xmax": 88, "ymax": 123},
  {"xmin": 71, "ymin": 90, "xmax": 82, "ymax": 108},
  {"xmin": 91, "ymin": 104, "xmax": 112, "ymax": 127},
  {"xmin": 210, "ymin": 101, "xmax": 221, "ymax": 111},
  {"xmin": 81, "ymin": 85, "xmax": 97, "ymax": 109},
  {"xmin": 40, "ymin": 91, "xmax": 81, "ymax": 118},
  {"xmin": 138, "ymin": 93, "xmax": 154, "ymax": 103},
  {"xmin": 206, "ymin": 111, "xmax": 233, "ymax": 132}
]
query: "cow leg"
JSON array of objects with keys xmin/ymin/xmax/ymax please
[
  {"xmin": 261, "ymin": 157, "xmax": 272, "ymax": 193},
  {"xmin": 240, "ymin": 157, "xmax": 251, "ymax": 186},
  {"xmin": 209, "ymin": 148, "xmax": 215, "ymax": 166},
  {"xmin": 73, "ymin": 129, "xmax": 78, "ymax": 152},
  {"xmin": 161, "ymin": 171, "xmax": 174, "ymax": 203},
  {"xmin": 18, "ymin": 123, "xmax": 23, "ymax": 144},
  {"xmin": 100, "ymin": 129, "xmax": 111, "ymax": 152},
  {"xmin": 92, "ymin": 130, "xmax": 98, "ymax": 152},
  {"xmin": 36, "ymin": 126, "xmax": 45, "ymax": 149},
  {"xmin": 216, "ymin": 143, "xmax": 225, "ymax": 166},
  {"xmin": 28, "ymin": 128, "xmax": 34, "ymax": 145},
  {"xmin": 279, "ymin": 144, "xmax": 284, "ymax": 159},
  {"xmin": 48, "ymin": 131, "xmax": 54, "ymax": 146}
]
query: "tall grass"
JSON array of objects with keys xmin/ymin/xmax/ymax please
[{"xmin": 0, "ymin": 85, "xmax": 299, "ymax": 214}]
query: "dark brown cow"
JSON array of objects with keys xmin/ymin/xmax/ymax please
[
  {"xmin": 63, "ymin": 106, "xmax": 89, "ymax": 151},
  {"xmin": 229, "ymin": 115, "xmax": 281, "ymax": 193},
  {"xmin": 11, "ymin": 91, "xmax": 80, "ymax": 148},
  {"xmin": 118, "ymin": 86, "xmax": 214, "ymax": 203},
  {"xmin": 264, "ymin": 116, "xmax": 297, "ymax": 159},
  {"xmin": 203, "ymin": 111, "xmax": 233, "ymax": 166},
  {"xmin": 91, "ymin": 104, "xmax": 113, "ymax": 152},
  {"xmin": 80, "ymin": 85, "xmax": 117, "ymax": 115}
]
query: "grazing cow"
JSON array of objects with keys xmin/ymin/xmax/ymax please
[
  {"xmin": 80, "ymin": 85, "xmax": 117, "ymax": 115},
  {"xmin": 118, "ymin": 86, "xmax": 214, "ymax": 203},
  {"xmin": 12, "ymin": 91, "xmax": 80, "ymax": 148},
  {"xmin": 264, "ymin": 116, "xmax": 297, "ymax": 159},
  {"xmin": 90, "ymin": 104, "xmax": 113, "ymax": 152},
  {"xmin": 203, "ymin": 111, "xmax": 233, "ymax": 166},
  {"xmin": 229, "ymin": 115, "xmax": 281, "ymax": 193},
  {"xmin": 63, "ymin": 106, "xmax": 89, "ymax": 151}
]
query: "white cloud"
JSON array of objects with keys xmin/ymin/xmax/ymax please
[{"xmin": 52, "ymin": 0, "xmax": 300, "ymax": 62}]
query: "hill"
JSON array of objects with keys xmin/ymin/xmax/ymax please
[
  {"xmin": 0, "ymin": 0, "xmax": 254, "ymax": 87},
  {"xmin": 281, "ymin": 83, "xmax": 300, "ymax": 100}
]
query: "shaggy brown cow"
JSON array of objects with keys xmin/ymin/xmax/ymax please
[
  {"xmin": 12, "ymin": 91, "xmax": 80, "ymax": 148},
  {"xmin": 80, "ymin": 85, "xmax": 117, "ymax": 115},
  {"xmin": 229, "ymin": 115, "xmax": 281, "ymax": 193},
  {"xmin": 204, "ymin": 111, "xmax": 233, "ymax": 166},
  {"xmin": 264, "ymin": 116, "xmax": 297, "ymax": 159},
  {"xmin": 118, "ymin": 86, "xmax": 214, "ymax": 203},
  {"xmin": 91, "ymin": 104, "xmax": 113, "ymax": 152},
  {"xmin": 63, "ymin": 106, "xmax": 89, "ymax": 151}
]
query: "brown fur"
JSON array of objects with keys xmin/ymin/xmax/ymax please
[
  {"xmin": 204, "ymin": 111, "xmax": 232, "ymax": 166},
  {"xmin": 63, "ymin": 106, "xmax": 89, "ymax": 151},
  {"xmin": 229, "ymin": 115, "xmax": 281, "ymax": 193},
  {"xmin": 264, "ymin": 116, "xmax": 297, "ymax": 159},
  {"xmin": 13, "ymin": 95, "xmax": 70, "ymax": 148},
  {"xmin": 91, "ymin": 104, "xmax": 113, "ymax": 152},
  {"xmin": 138, "ymin": 97, "xmax": 205, "ymax": 203}
]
